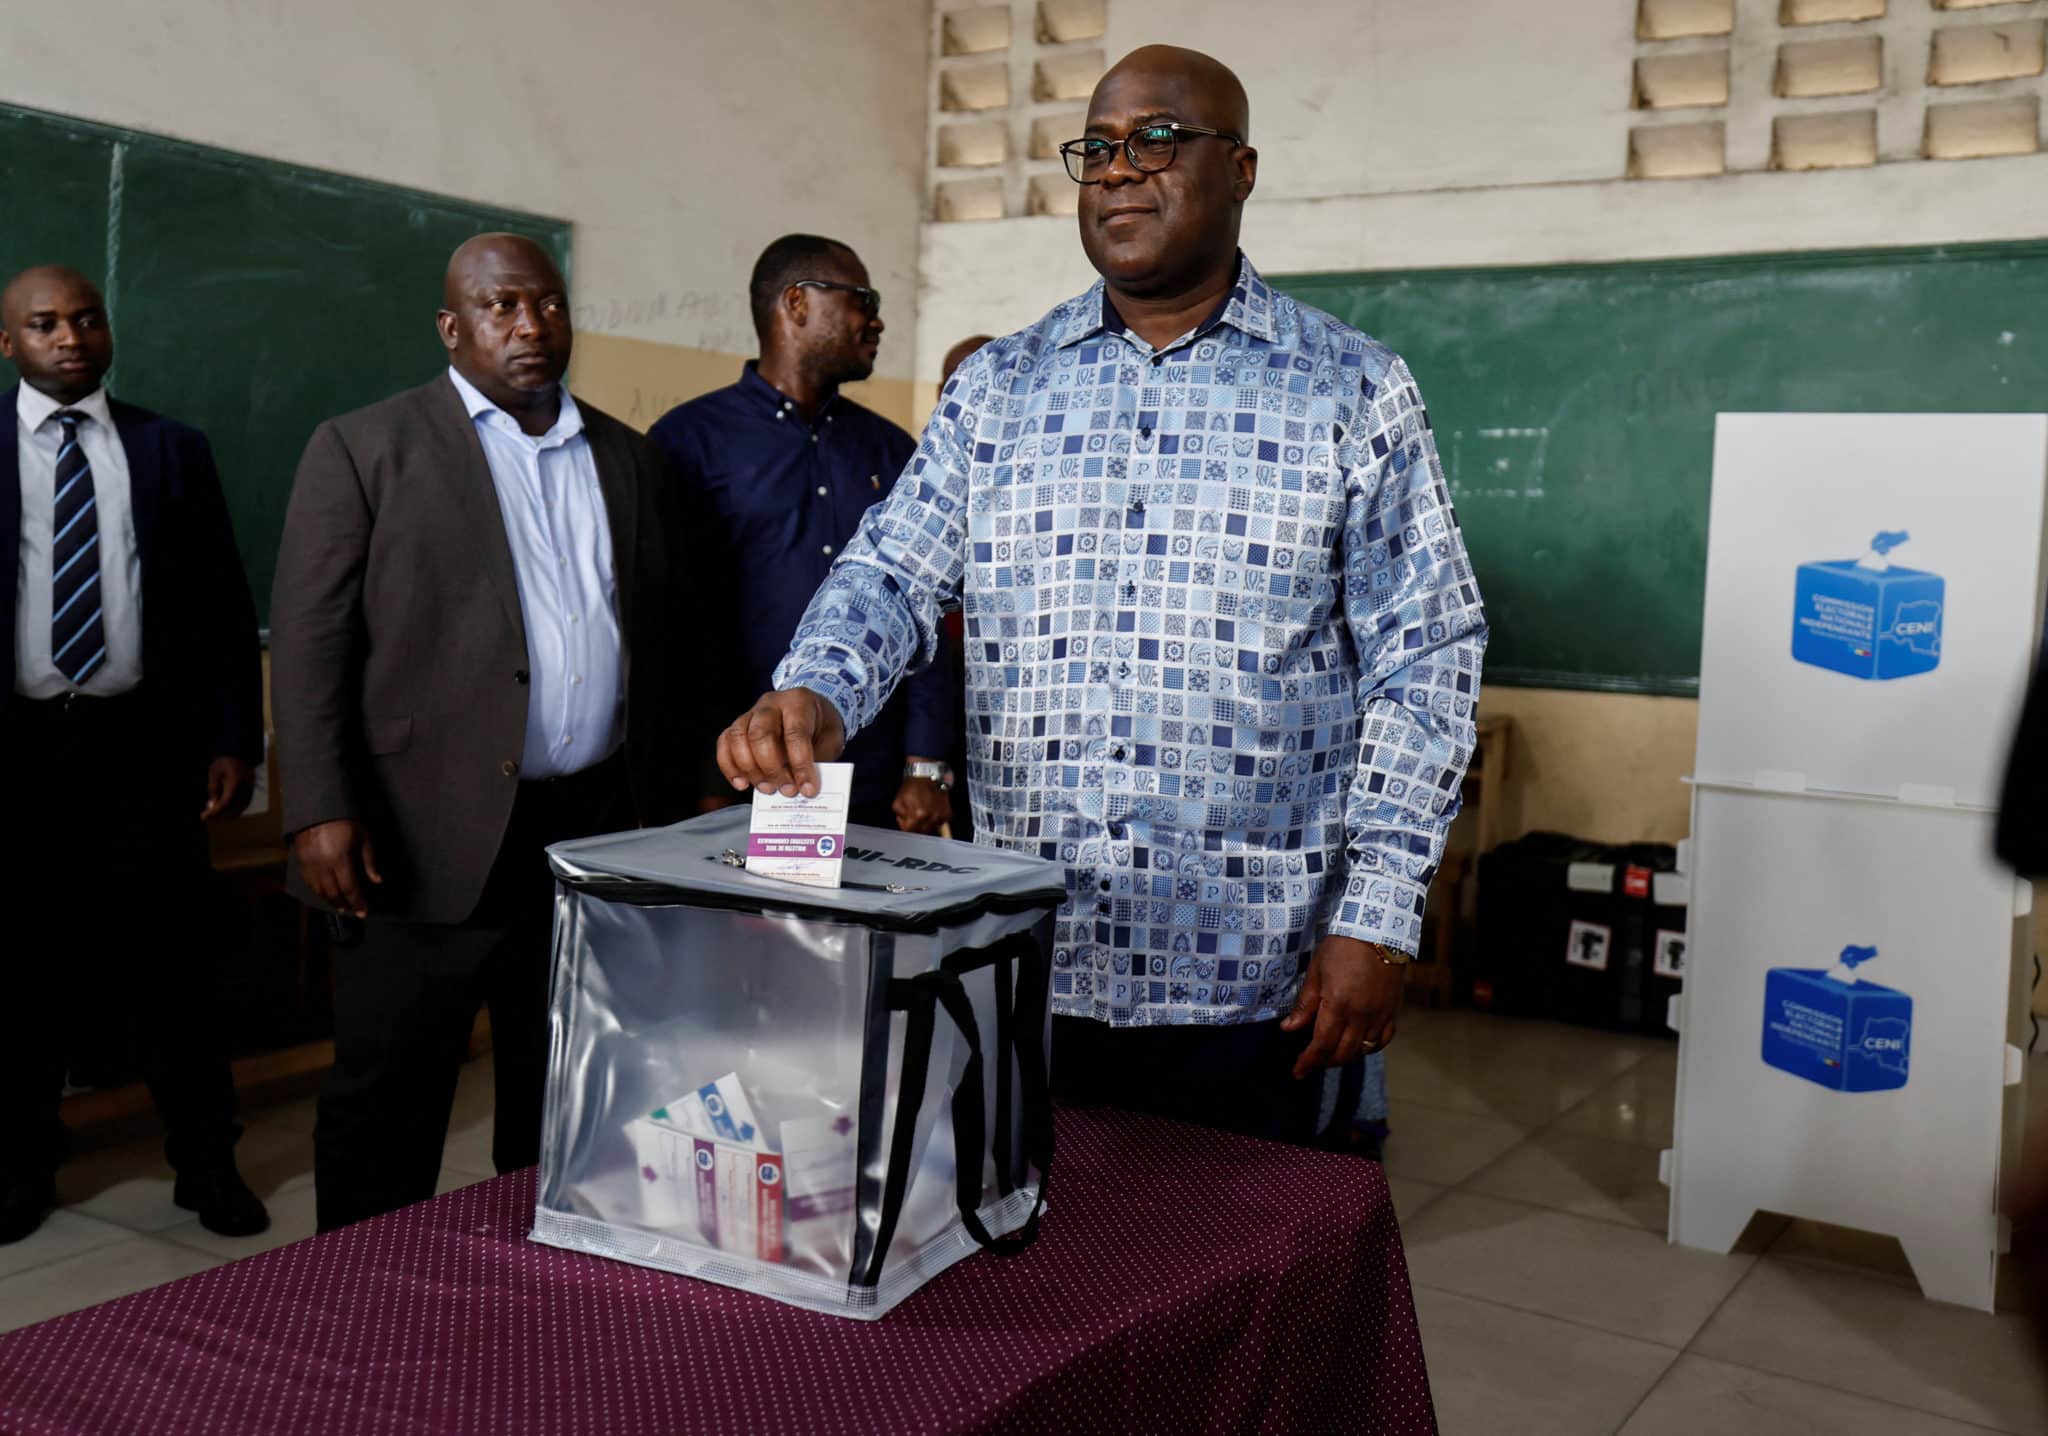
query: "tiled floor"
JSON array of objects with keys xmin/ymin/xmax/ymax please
[
  {"xmin": 0, "ymin": 1010, "xmax": 2043, "ymax": 1435},
  {"xmin": 1388, "ymin": 1008, "xmax": 2048, "ymax": 1435},
  {"xmin": 0, "ymin": 1056, "xmax": 497, "ymax": 1334}
]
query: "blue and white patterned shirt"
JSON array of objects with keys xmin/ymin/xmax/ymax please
[{"xmin": 776, "ymin": 258, "xmax": 1487, "ymax": 1027}]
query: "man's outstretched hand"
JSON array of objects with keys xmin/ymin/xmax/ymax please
[{"xmin": 716, "ymin": 689, "xmax": 847, "ymax": 798}]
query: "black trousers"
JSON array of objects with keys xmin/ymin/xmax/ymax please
[
  {"xmin": 313, "ymin": 756, "xmax": 630, "ymax": 1232},
  {"xmin": 1050, "ymin": 1015, "xmax": 1365, "ymax": 1149},
  {"xmin": 0, "ymin": 692, "xmax": 240, "ymax": 1179}
]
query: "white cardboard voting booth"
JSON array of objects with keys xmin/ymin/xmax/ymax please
[{"xmin": 1671, "ymin": 413, "xmax": 2048, "ymax": 1311}]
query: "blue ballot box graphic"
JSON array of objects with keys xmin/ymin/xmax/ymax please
[
  {"xmin": 1761, "ymin": 945, "xmax": 1912, "ymax": 1093},
  {"xmin": 1790, "ymin": 530, "xmax": 1944, "ymax": 681}
]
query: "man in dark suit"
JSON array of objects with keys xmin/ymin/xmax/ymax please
[
  {"xmin": 271, "ymin": 233, "xmax": 698, "ymax": 1232},
  {"xmin": 0, "ymin": 264, "xmax": 269, "ymax": 1243}
]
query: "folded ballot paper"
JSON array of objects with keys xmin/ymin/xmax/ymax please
[{"xmin": 624, "ymin": 1072, "xmax": 858, "ymax": 1268}]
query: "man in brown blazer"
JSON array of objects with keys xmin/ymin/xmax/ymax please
[{"xmin": 271, "ymin": 233, "xmax": 698, "ymax": 1231}]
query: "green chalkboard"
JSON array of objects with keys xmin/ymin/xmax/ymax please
[
  {"xmin": 1273, "ymin": 244, "xmax": 2048, "ymax": 695},
  {"xmin": 0, "ymin": 102, "xmax": 570, "ymax": 623}
]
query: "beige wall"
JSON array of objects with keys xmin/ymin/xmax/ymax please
[
  {"xmin": 0, "ymin": 0, "xmax": 933, "ymax": 428},
  {"xmin": 573, "ymin": 333, "xmax": 919, "ymax": 437},
  {"xmin": 915, "ymin": 0, "xmax": 2048, "ymax": 848}
]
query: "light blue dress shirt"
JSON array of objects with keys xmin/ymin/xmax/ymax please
[
  {"xmin": 775, "ymin": 260, "xmax": 1488, "ymax": 1028},
  {"xmin": 449, "ymin": 367, "xmax": 623, "ymax": 779}
]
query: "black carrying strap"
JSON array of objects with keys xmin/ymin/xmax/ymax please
[
  {"xmin": 861, "ymin": 936, "xmax": 1053, "ymax": 1284},
  {"xmin": 860, "ymin": 981, "xmax": 938, "ymax": 1290},
  {"xmin": 932, "ymin": 966, "xmax": 1047, "ymax": 1257}
]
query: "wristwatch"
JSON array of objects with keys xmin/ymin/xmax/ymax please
[{"xmin": 903, "ymin": 759, "xmax": 954, "ymax": 791}]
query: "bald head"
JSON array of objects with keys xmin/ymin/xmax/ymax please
[
  {"xmin": 436, "ymin": 232, "xmax": 572, "ymax": 433},
  {"xmin": 1092, "ymin": 45, "xmax": 1249, "ymax": 141},
  {"xmin": 941, "ymin": 334, "xmax": 995, "ymax": 386},
  {"xmin": 0, "ymin": 265, "xmax": 101, "ymax": 331},
  {"xmin": 443, "ymin": 233, "xmax": 564, "ymax": 310},
  {"xmin": 0, "ymin": 264, "xmax": 113, "ymax": 404}
]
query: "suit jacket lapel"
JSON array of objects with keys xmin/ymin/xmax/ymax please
[
  {"xmin": 110, "ymin": 400, "xmax": 161, "ymax": 572},
  {"xmin": 1, "ymin": 385, "xmax": 19, "ymax": 577},
  {"xmin": 425, "ymin": 373, "xmax": 529, "ymax": 647},
  {"xmin": 581, "ymin": 405, "xmax": 638, "ymax": 612},
  {"xmin": 1, "ymin": 386, "xmax": 18, "ymax": 688}
]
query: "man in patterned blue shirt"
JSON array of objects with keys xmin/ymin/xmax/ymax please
[{"xmin": 718, "ymin": 46, "xmax": 1487, "ymax": 1147}]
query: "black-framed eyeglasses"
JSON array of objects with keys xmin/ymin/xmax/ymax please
[
  {"xmin": 792, "ymin": 279, "xmax": 881, "ymax": 318},
  {"xmin": 1059, "ymin": 122, "xmax": 1243, "ymax": 183}
]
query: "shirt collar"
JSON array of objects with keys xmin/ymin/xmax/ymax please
[
  {"xmin": 1052, "ymin": 252, "xmax": 1279, "ymax": 352},
  {"xmin": 447, "ymin": 365, "xmax": 585, "ymax": 447},
  {"xmin": 17, "ymin": 381, "xmax": 114, "ymax": 436},
  {"xmin": 737, "ymin": 360, "xmax": 837, "ymax": 423}
]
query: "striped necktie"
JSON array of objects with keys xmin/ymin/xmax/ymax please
[{"xmin": 50, "ymin": 411, "xmax": 106, "ymax": 686}]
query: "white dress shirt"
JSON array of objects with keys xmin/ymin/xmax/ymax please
[
  {"xmin": 448, "ymin": 367, "xmax": 623, "ymax": 778},
  {"xmin": 14, "ymin": 383, "xmax": 144, "ymax": 698}
]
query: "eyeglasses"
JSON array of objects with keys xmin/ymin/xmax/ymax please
[
  {"xmin": 792, "ymin": 280, "xmax": 881, "ymax": 319},
  {"xmin": 1059, "ymin": 122, "xmax": 1244, "ymax": 184}
]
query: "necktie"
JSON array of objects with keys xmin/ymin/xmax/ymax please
[{"xmin": 49, "ymin": 411, "xmax": 106, "ymax": 686}]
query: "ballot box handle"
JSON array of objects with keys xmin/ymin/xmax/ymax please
[
  {"xmin": 863, "ymin": 945, "xmax": 1053, "ymax": 1285},
  {"xmin": 931, "ymin": 966, "xmax": 1050, "ymax": 1258}
]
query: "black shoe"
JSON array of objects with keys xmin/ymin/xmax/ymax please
[
  {"xmin": 0, "ymin": 1171, "xmax": 57, "ymax": 1245},
  {"xmin": 172, "ymin": 1164, "xmax": 270, "ymax": 1238}
]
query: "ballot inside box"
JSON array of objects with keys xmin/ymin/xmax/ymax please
[{"xmin": 529, "ymin": 807, "xmax": 1066, "ymax": 1319}]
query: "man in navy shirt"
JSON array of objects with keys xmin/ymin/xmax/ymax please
[{"xmin": 651, "ymin": 235, "xmax": 954, "ymax": 831}]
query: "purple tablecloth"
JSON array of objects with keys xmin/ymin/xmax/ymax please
[{"xmin": 0, "ymin": 1107, "xmax": 1435, "ymax": 1434}]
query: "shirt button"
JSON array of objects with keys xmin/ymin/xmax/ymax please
[
  {"xmin": 810, "ymin": 434, "xmax": 819, "ymax": 445},
  {"xmin": 502, "ymin": 760, "xmax": 520, "ymax": 778},
  {"xmin": 561, "ymin": 735, "xmax": 573, "ymax": 746},
  {"xmin": 822, "ymin": 544, "xmax": 834, "ymax": 556},
  {"xmin": 775, "ymin": 412, "xmax": 785, "ymax": 422},
  {"xmin": 572, "ymin": 674, "xmax": 584, "ymax": 685},
  {"xmin": 1265, "ymin": 656, "xmax": 1280, "ymax": 673},
  {"xmin": 1099, "ymin": 879, "xmax": 1111, "ymax": 893},
  {"xmin": 1107, "ymin": 821, "xmax": 1125, "ymax": 839},
  {"xmin": 1117, "ymin": 663, "xmax": 1131, "ymax": 679},
  {"xmin": 514, "ymin": 669, "xmax": 529, "ymax": 685},
  {"xmin": 817, "ymin": 486, "xmax": 829, "ymax": 497},
  {"xmin": 568, "ymin": 614, "xmax": 579, "ymax": 624},
  {"xmin": 1110, "ymin": 745, "xmax": 1126, "ymax": 761},
  {"xmin": 1139, "ymin": 428, "xmax": 1152, "ymax": 440}
]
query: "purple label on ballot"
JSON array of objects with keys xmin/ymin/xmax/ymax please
[
  {"xmin": 747, "ymin": 833, "xmax": 833, "ymax": 859},
  {"xmin": 693, "ymin": 1139, "xmax": 718, "ymax": 1246},
  {"xmin": 785, "ymin": 1187, "xmax": 858, "ymax": 1222}
]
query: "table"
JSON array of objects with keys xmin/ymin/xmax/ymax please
[{"xmin": 0, "ymin": 1107, "xmax": 1436, "ymax": 1435}]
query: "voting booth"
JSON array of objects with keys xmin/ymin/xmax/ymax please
[
  {"xmin": 529, "ymin": 807, "xmax": 1066, "ymax": 1319},
  {"xmin": 1669, "ymin": 413, "xmax": 2048, "ymax": 1310}
]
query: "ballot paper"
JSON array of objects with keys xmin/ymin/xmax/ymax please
[
  {"xmin": 621, "ymin": 1118, "xmax": 700, "ymax": 1231},
  {"xmin": 644, "ymin": 1074, "xmax": 787, "ymax": 1263},
  {"xmin": 747, "ymin": 763, "xmax": 852, "ymax": 887},
  {"xmin": 779, "ymin": 1114, "xmax": 859, "ymax": 1273}
]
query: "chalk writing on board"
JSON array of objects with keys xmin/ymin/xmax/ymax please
[
  {"xmin": 573, "ymin": 289, "xmax": 733, "ymax": 336},
  {"xmin": 621, "ymin": 387, "xmax": 695, "ymax": 428},
  {"xmin": 1446, "ymin": 426, "xmax": 1549, "ymax": 500}
]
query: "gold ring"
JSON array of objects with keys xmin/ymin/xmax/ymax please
[{"xmin": 1361, "ymin": 1038, "xmax": 1382, "ymax": 1054}]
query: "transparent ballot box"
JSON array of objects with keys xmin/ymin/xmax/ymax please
[{"xmin": 530, "ymin": 807, "xmax": 1064, "ymax": 1319}]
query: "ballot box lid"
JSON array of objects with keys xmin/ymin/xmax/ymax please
[{"xmin": 548, "ymin": 805, "xmax": 1066, "ymax": 934}]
